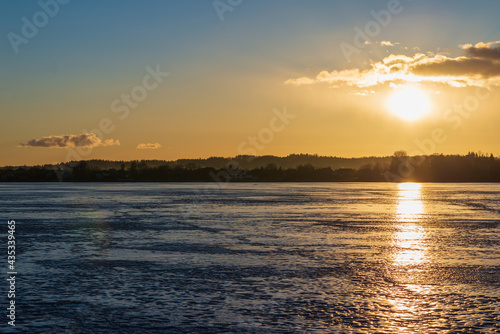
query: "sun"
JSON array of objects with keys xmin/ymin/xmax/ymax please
[{"xmin": 386, "ymin": 86, "xmax": 431, "ymax": 121}]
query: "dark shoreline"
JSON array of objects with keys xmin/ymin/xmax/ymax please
[
  {"xmin": 2, "ymin": 180, "xmax": 500, "ymax": 183},
  {"xmin": 2, "ymin": 152, "xmax": 500, "ymax": 183}
]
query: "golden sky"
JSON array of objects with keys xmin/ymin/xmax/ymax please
[{"xmin": 1, "ymin": 1, "xmax": 500, "ymax": 166}]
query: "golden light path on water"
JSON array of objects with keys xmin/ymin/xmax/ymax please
[
  {"xmin": 393, "ymin": 182, "xmax": 426, "ymax": 266},
  {"xmin": 387, "ymin": 182, "xmax": 439, "ymax": 332}
]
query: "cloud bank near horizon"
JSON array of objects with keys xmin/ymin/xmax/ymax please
[
  {"xmin": 19, "ymin": 133, "xmax": 120, "ymax": 148},
  {"xmin": 285, "ymin": 41, "xmax": 500, "ymax": 89}
]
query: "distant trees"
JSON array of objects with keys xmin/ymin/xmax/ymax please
[
  {"xmin": 1, "ymin": 152, "xmax": 499, "ymax": 182},
  {"xmin": 385, "ymin": 151, "xmax": 500, "ymax": 182},
  {"xmin": 389, "ymin": 150, "xmax": 409, "ymax": 174},
  {"xmin": 72, "ymin": 161, "xmax": 89, "ymax": 180}
]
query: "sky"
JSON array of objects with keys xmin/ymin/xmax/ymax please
[{"xmin": 1, "ymin": 0, "xmax": 500, "ymax": 166}]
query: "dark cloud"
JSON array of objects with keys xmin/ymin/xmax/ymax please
[
  {"xmin": 410, "ymin": 56, "xmax": 500, "ymax": 78},
  {"xmin": 462, "ymin": 41, "xmax": 500, "ymax": 59},
  {"xmin": 19, "ymin": 133, "xmax": 120, "ymax": 148}
]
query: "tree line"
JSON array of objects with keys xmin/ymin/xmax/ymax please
[{"xmin": 1, "ymin": 152, "xmax": 499, "ymax": 182}]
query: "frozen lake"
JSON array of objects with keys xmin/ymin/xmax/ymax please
[{"xmin": 1, "ymin": 182, "xmax": 499, "ymax": 333}]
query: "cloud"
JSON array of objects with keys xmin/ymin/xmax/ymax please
[
  {"xmin": 380, "ymin": 41, "xmax": 394, "ymax": 46},
  {"xmin": 411, "ymin": 55, "xmax": 500, "ymax": 78},
  {"xmin": 460, "ymin": 40, "xmax": 500, "ymax": 59},
  {"xmin": 19, "ymin": 133, "xmax": 120, "ymax": 148},
  {"xmin": 352, "ymin": 90, "xmax": 375, "ymax": 96},
  {"xmin": 285, "ymin": 41, "xmax": 500, "ymax": 89},
  {"xmin": 358, "ymin": 40, "xmax": 400, "ymax": 47},
  {"xmin": 136, "ymin": 142, "xmax": 161, "ymax": 149}
]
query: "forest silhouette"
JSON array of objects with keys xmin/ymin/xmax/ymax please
[{"xmin": 1, "ymin": 152, "xmax": 499, "ymax": 182}]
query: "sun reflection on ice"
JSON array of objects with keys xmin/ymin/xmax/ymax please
[
  {"xmin": 384, "ymin": 183, "xmax": 433, "ymax": 331},
  {"xmin": 393, "ymin": 183, "xmax": 426, "ymax": 266},
  {"xmin": 393, "ymin": 225, "xmax": 425, "ymax": 265},
  {"xmin": 396, "ymin": 182, "xmax": 424, "ymax": 222}
]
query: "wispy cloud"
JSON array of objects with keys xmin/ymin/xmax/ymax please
[
  {"xmin": 380, "ymin": 40, "xmax": 395, "ymax": 46},
  {"xmin": 352, "ymin": 90, "xmax": 375, "ymax": 96},
  {"xmin": 136, "ymin": 142, "xmax": 161, "ymax": 149},
  {"xmin": 285, "ymin": 41, "xmax": 500, "ymax": 88},
  {"xmin": 19, "ymin": 133, "xmax": 120, "ymax": 148},
  {"xmin": 363, "ymin": 40, "xmax": 398, "ymax": 47}
]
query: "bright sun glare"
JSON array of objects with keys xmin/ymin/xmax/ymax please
[{"xmin": 387, "ymin": 87, "xmax": 431, "ymax": 121}]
